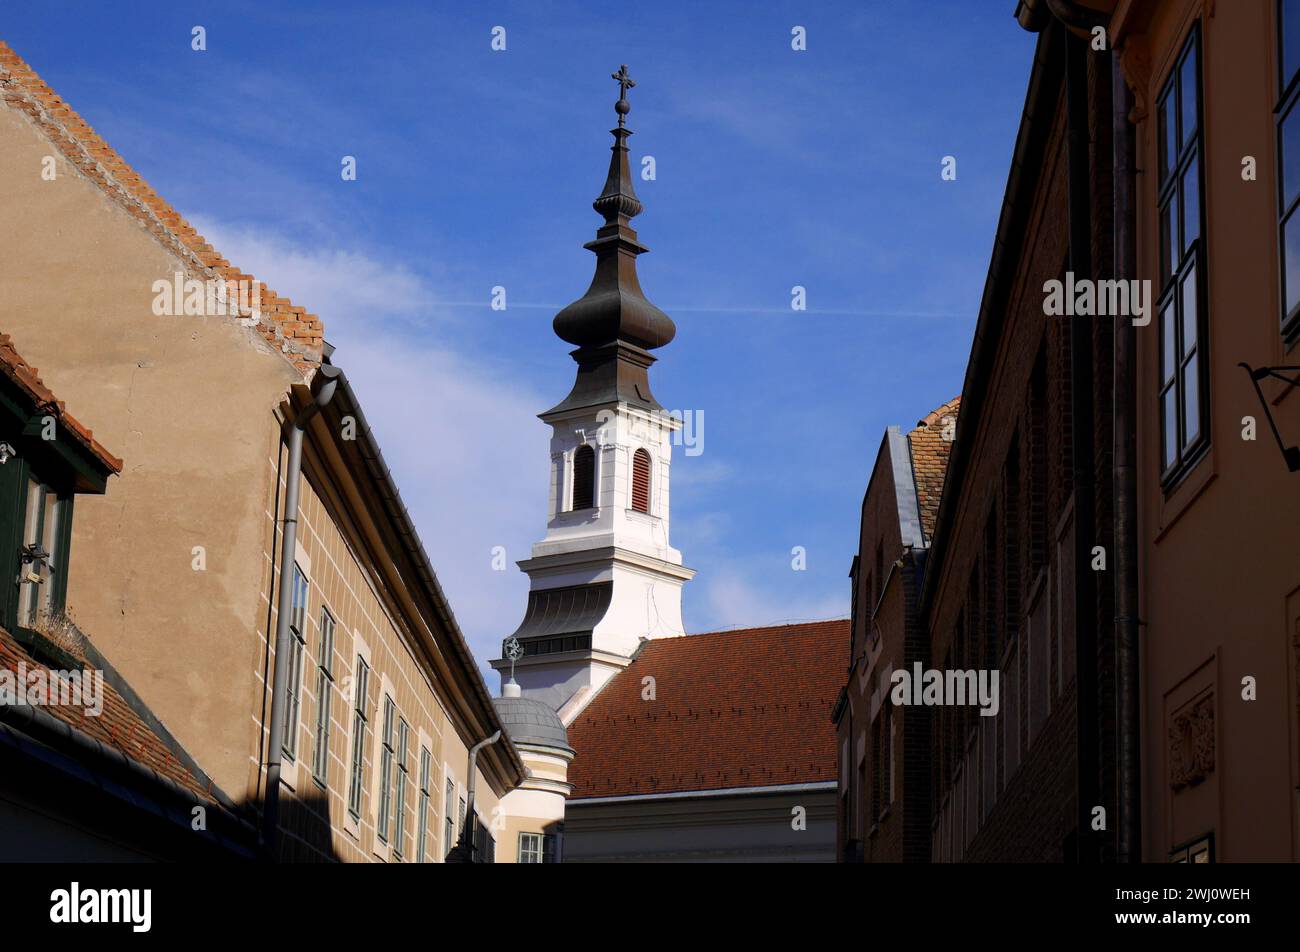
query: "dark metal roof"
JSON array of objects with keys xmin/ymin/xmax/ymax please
[
  {"xmin": 544, "ymin": 67, "xmax": 676, "ymax": 418},
  {"xmin": 492, "ymin": 695, "xmax": 574, "ymax": 754},
  {"xmin": 507, "ymin": 581, "xmax": 613, "ymax": 642}
]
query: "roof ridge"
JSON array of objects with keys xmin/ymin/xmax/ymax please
[
  {"xmin": 0, "ymin": 40, "xmax": 323, "ymax": 377},
  {"xmin": 683, "ymin": 617, "xmax": 850, "ymax": 638},
  {"xmin": 912, "ymin": 394, "xmax": 962, "ymax": 433}
]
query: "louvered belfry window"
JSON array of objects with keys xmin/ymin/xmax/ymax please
[
  {"xmin": 572, "ymin": 445, "xmax": 595, "ymax": 510},
  {"xmin": 631, "ymin": 448, "xmax": 651, "ymax": 513}
]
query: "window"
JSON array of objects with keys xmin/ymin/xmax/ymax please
[
  {"xmin": 458, "ymin": 795, "xmax": 466, "ymax": 850},
  {"xmin": 1170, "ymin": 833, "xmax": 1213, "ymax": 863},
  {"xmin": 443, "ymin": 779, "xmax": 455, "ymax": 859},
  {"xmin": 1156, "ymin": 26, "xmax": 1209, "ymax": 482},
  {"xmin": 518, "ymin": 832, "xmax": 557, "ymax": 864},
  {"xmin": 346, "ymin": 657, "xmax": 370, "ymax": 819},
  {"xmin": 311, "ymin": 608, "xmax": 335, "ymax": 785},
  {"xmin": 377, "ymin": 696, "xmax": 395, "ymax": 843},
  {"xmin": 572, "ymin": 445, "xmax": 595, "ymax": 510},
  {"xmin": 472, "ymin": 813, "xmax": 495, "ymax": 863},
  {"xmin": 393, "ymin": 717, "xmax": 409, "ymax": 857},
  {"xmin": 631, "ymin": 447, "xmax": 651, "ymax": 513},
  {"xmin": 16, "ymin": 477, "xmax": 67, "ymax": 630},
  {"xmin": 416, "ymin": 747, "xmax": 432, "ymax": 862},
  {"xmin": 1278, "ymin": 0, "xmax": 1300, "ymax": 336},
  {"xmin": 281, "ymin": 566, "xmax": 309, "ymax": 760}
]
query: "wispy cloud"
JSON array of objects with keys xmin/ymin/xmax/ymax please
[{"xmin": 194, "ymin": 217, "xmax": 546, "ymax": 684}]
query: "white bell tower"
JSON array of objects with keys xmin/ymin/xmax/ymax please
[{"xmin": 492, "ymin": 66, "xmax": 693, "ymax": 718}]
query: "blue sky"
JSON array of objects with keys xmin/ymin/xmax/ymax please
[{"xmin": 4, "ymin": 1, "xmax": 1036, "ymax": 682}]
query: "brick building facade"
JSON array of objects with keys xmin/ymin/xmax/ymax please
[{"xmin": 839, "ymin": 0, "xmax": 1300, "ymax": 862}]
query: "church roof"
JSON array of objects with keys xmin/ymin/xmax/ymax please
[{"xmin": 566, "ymin": 619, "xmax": 848, "ymax": 799}]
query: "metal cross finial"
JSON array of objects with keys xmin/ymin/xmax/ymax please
[
  {"xmin": 613, "ymin": 64, "xmax": 636, "ymax": 99},
  {"xmin": 612, "ymin": 64, "xmax": 635, "ymax": 127}
]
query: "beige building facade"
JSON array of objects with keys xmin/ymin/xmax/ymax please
[{"xmin": 0, "ymin": 40, "xmax": 569, "ymax": 861}]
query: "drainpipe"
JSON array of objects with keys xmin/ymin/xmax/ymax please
[
  {"xmin": 261, "ymin": 362, "xmax": 342, "ymax": 856},
  {"xmin": 1064, "ymin": 21, "xmax": 1100, "ymax": 864},
  {"xmin": 1112, "ymin": 47, "xmax": 1142, "ymax": 863},
  {"xmin": 446, "ymin": 730, "xmax": 503, "ymax": 863}
]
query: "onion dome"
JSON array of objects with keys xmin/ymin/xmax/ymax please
[{"xmin": 552, "ymin": 65, "xmax": 677, "ymax": 352}]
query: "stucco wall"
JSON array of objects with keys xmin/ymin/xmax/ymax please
[
  {"xmin": 0, "ymin": 103, "xmax": 301, "ymax": 798},
  {"xmin": 262, "ymin": 460, "xmax": 504, "ymax": 862}
]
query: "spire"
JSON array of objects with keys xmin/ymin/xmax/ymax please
[{"xmin": 552, "ymin": 65, "xmax": 676, "ymax": 356}]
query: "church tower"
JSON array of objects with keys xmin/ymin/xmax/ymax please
[{"xmin": 492, "ymin": 67, "xmax": 694, "ymax": 716}]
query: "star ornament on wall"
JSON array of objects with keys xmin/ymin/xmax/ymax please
[{"xmin": 1238, "ymin": 362, "xmax": 1300, "ymax": 472}]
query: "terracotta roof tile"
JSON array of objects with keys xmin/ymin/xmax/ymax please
[
  {"xmin": 0, "ymin": 41, "xmax": 324, "ymax": 376},
  {"xmin": 0, "ymin": 333, "xmax": 122, "ymax": 473},
  {"xmin": 908, "ymin": 396, "xmax": 960, "ymax": 543},
  {"xmin": 567, "ymin": 619, "xmax": 848, "ymax": 799},
  {"xmin": 0, "ymin": 626, "xmax": 216, "ymax": 803}
]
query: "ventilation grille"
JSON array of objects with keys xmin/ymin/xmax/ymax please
[
  {"xmin": 573, "ymin": 445, "xmax": 595, "ymax": 510},
  {"xmin": 631, "ymin": 448, "xmax": 651, "ymax": 513}
]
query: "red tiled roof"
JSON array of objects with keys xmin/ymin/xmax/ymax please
[
  {"xmin": 908, "ymin": 396, "xmax": 960, "ymax": 542},
  {"xmin": 567, "ymin": 619, "xmax": 848, "ymax": 799},
  {"xmin": 0, "ymin": 333, "xmax": 122, "ymax": 474},
  {"xmin": 0, "ymin": 626, "xmax": 215, "ymax": 803},
  {"xmin": 0, "ymin": 41, "xmax": 324, "ymax": 375}
]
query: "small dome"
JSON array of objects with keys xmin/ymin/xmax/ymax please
[{"xmin": 493, "ymin": 694, "xmax": 574, "ymax": 754}]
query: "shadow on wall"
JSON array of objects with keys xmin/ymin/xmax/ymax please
[{"xmin": 258, "ymin": 787, "xmax": 344, "ymax": 863}]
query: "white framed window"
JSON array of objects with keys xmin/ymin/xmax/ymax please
[
  {"xmin": 443, "ymin": 777, "xmax": 455, "ymax": 860},
  {"xmin": 377, "ymin": 696, "xmax": 396, "ymax": 843},
  {"xmin": 393, "ymin": 717, "xmax": 410, "ymax": 858},
  {"xmin": 346, "ymin": 657, "xmax": 370, "ymax": 819},
  {"xmin": 416, "ymin": 747, "xmax": 432, "ymax": 862},
  {"xmin": 311, "ymin": 607, "xmax": 336, "ymax": 785},
  {"xmin": 518, "ymin": 832, "xmax": 557, "ymax": 864},
  {"xmin": 281, "ymin": 566, "xmax": 310, "ymax": 760}
]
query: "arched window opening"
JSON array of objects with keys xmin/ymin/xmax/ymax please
[
  {"xmin": 572, "ymin": 445, "xmax": 595, "ymax": 511},
  {"xmin": 631, "ymin": 448, "xmax": 651, "ymax": 514}
]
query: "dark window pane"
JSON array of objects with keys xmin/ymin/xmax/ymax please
[
  {"xmin": 1158, "ymin": 94, "xmax": 1175, "ymax": 182},
  {"xmin": 1163, "ymin": 387, "xmax": 1178, "ymax": 469},
  {"xmin": 1180, "ymin": 265, "xmax": 1198, "ymax": 355},
  {"xmin": 1283, "ymin": 0, "xmax": 1300, "ymax": 92},
  {"xmin": 1160, "ymin": 200, "xmax": 1176, "ymax": 288},
  {"xmin": 1283, "ymin": 101, "xmax": 1300, "ymax": 209},
  {"xmin": 1182, "ymin": 354, "xmax": 1201, "ymax": 444},
  {"xmin": 1181, "ymin": 158, "xmax": 1199, "ymax": 255},
  {"xmin": 1179, "ymin": 48, "xmax": 1198, "ymax": 148},
  {"xmin": 1162, "ymin": 301, "xmax": 1176, "ymax": 384},
  {"xmin": 1283, "ymin": 206, "xmax": 1300, "ymax": 323}
]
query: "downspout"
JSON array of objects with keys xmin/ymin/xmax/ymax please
[
  {"xmin": 447, "ymin": 730, "xmax": 503, "ymax": 863},
  {"xmin": 261, "ymin": 362, "xmax": 342, "ymax": 856},
  {"xmin": 1111, "ymin": 47, "xmax": 1142, "ymax": 863},
  {"xmin": 1064, "ymin": 19, "xmax": 1100, "ymax": 864}
]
